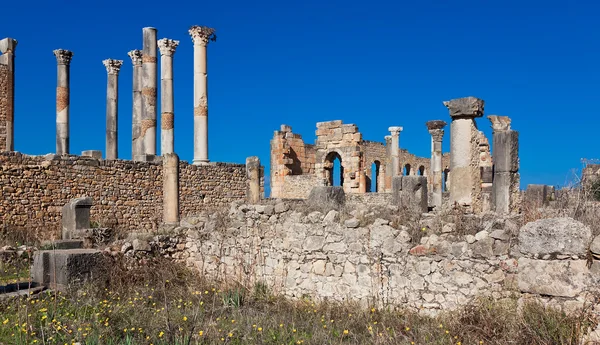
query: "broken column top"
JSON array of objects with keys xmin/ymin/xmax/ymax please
[
  {"xmin": 488, "ymin": 115, "xmax": 512, "ymax": 132},
  {"xmin": 128, "ymin": 50, "xmax": 143, "ymax": 65},
  {"xmin": 53, "ymin": 49, "xmax": 73, "ymax": 65},
  {"xmin": 0, "ymin": 38, "xmax": 17, "ymax": 54},
  {"xmin": 189, "ymin": 25, "xmax": 217, "ymax": 45},
  {"xmin": 246, "ymin": 156, "xmax": 260, "ymax": 169},
  {"xmin": 157, "ymin": 38, "xmax": 180, "ymax": 56},
  {"xmin": 443, "ymin": 96, "xmax": 484, "ymax": 118},
  {"xmin": 425, "ymin": 120, "xmax": 447, "ymax": 130},
  {"xmin": 102, "ymin": 59, "xmax": 123, "ymax": 75},
  {"xmin": 388, "ymin": 126, "xmax": 403, "ymax": 135}
]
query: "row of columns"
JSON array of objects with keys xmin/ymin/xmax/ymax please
[{"xmin": 49, "ymin": 26, "xmax": 215, "ymax": 163}]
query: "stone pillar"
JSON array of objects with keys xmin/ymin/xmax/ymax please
[
  {"xmin": 189, "ymin": 25, "xmax": 216, "ymax": 165},
  {"xmin": 388, "ymin": 126, "xmax": 402, "ymax": 176},
  {"xmin": 141, "ymin": 27, "xmax": 157, "ymax": 155},
  {"xmin": 0, "ymin": 38, "xmax": 17, "ymax": 151},
  {"xmin": 162, "ymin": 153, "xmax": 180, "ymax": 224},
  {"xmin": 426, "ymin": 120, "xmax": 446, "ymax": 209},
  {"xmin": 358, "ymin": 170, "xmax": 367, "ymax": 193},
  {"xmin": 54, "ymin": 49, "xmax": 73, "ymax": 155},
  {"xmin": 384, "ymin": 135, "xmax": 392, "ymax": 192},
  {"xmin": 128, "ymin": 50, "xmax": 143, "ymax": 160},
  {"xmin": 443, "ymin": 96, "xmax": 484, "ymax": 209},
  {"xmin": 246, "ymin": 156, "xmax": 261, "ymax": 204},
  {"xmin": 489, "ymin": 115, "xmax": 520, "ymax": 214},
  {"xmin": 102, "ymin": 59, "xmax": 123, "ymax": 160},
  {"xmin": 157, "ymin": 38, "xmax": 179, "ymax": 155}
]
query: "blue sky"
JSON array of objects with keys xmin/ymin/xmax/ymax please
[{"xmin": 2, "ymin": 0, "xmax": 599, "ymax": 192}]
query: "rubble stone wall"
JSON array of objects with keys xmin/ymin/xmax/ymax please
[{"xmin": 0, "ymin": 152, "xmax": 248, "ymax": 239}]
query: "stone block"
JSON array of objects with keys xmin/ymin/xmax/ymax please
[
  {"xmin": 492, "ymin": 130, "xmax": 519, "ymax": 173},
  {"xmin": 518, "ymin": 258, "xmax": 590, "ymax": 298},
  {"xmin": 392, "ymin": 176, "xmax": 428, "ymax": 213},
  {"xmin": 307, "ymin": 186, "xmax": 345, "ymax": 210},
  {"xmin": 62, "ymin": 197, "xmax": 93, "ymax": 240},
  {"xmin": 81, "ymin": 150, "xmax": 102, "ymax": 159},
  {"xmin": 32, "ymin": 249, "xmax": 107, "ymax": 291},
  {"xmin": 524, "ymin": 184, "xmax": 554, "ymax": 209},
  {"xmin": 40, "ymin": 240, "xmax": 84, "ymax": 250},
  {"xmin": 519, "ymin": 217, "xmax": 592, "ymax": 257}
]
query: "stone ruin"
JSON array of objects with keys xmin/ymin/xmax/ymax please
[{"xmin": 270, "ymin": 96, "xmax": 520, "ymax": 215}]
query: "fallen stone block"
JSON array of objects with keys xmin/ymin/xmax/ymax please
[
  {"xmin": 519, "ymin": 217, "xmax": 591, "ymax": 257},
  {"xmin": 32, "ymin": 249, "xmax": 107, "ymax": 291},
  {"xmin": 517, "ymin": 258, "xmax": 591, "ymax": 298},
  {"xmin": 307, "ymin": 186, "xmax": 345, "ymax": 210}
]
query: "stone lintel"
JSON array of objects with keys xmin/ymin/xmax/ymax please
[
  {"xmin": 53, "ymin": 49, "xmax": 73, "ymax": 65},
  {"xmin": 316, "ymin": 120, "xmax": 343, "ymax": 129},
  {"xmin": 488, "ymin": 115, "xmax": 512, "ymax": 132},
  {"xmin": 443, "ymin": 96, "xmax": 484, "ymax": 118},
  {"xmin": 0, "ymin": 38, "xmax": 17, "ymax": 54},
  {"xmin": 425, "ymin": 120, "xmax": 447, "ymax": 131},
  {"xmin": 388, "ymin": 126, "xmax": 403, "ymax": 135}
]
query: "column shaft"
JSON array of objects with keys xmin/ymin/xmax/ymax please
[
  {"xmin": 158, "ymin": 38, "xmax": 179, "ymax": 155},
  {"xmin": 54, "ymin": 49, "xmax": 73, "ymax": 155},
  {"xmin": 426, "ymin": 120, "xmax": 446, "ymax": 209},
  {"xmin": 141, "ymin": 27, "xmax": 157, "ymax": 155},
  {"xmin": 163, "ymin": 153, "xmax": 180, "ymax": 224},
  {"xmin": 246, "ymin": 156, "xmax": 261, "ymax": 203},
  {"xmin": 129, "ymin": 50, "xmax": 143, "ymax": 160},
  {"xmin": 489, "ymin": 115, "xmax": 520, "ymax": 214},
  {"xmin": 103, "ymin": 59, "xmax": 123, "ymax": 160},
  {"xmin": 388, "ymin": 126, "xmax": 402, "ymax": 176},
  {"xmin": 0, "ymin": 38, "xmax": 16, "ymax": 151}
]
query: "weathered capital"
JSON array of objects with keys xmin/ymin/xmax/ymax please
[
  {"xmin": 429, "ymin": 129, "xmax": 445, "ymax": 142},
  {"xmin": 53, "ymin": 49, "xmax": 73, "ymax": 65},
  {"xmin": 189, "ymin": 25, "xmax": 216, "ymax": 46},
  {"xmin": 425, "ymin": 120, "xmax": 447, "ymax": 131},
  {"xmin": 384, "ymin": 135, "xmax": 392, "ymax": 141},
  {"xmin": 488, "ymin": 115, "xmax": 512, "ymax": 132},
  {"xmin": 157, "ymin": 38, "xmax": 180, "ymax": 56},
  {"xmin": 102, "ymin": 59, "xmax": 123, "ymax": 75},
  {"xmin": 443, "ymin": 96, "xmax": 484, "ymax": 119},
  {"xmin": 388, "ymin": 126, "xmax": 403, "ymax": 135},
  {"xmin": 128, "ymin": 50, "xmax": 143, "ymax": 65},
  {"xmin": 0, "ymin": 38, "xmax": 17, "ymax": 54}
]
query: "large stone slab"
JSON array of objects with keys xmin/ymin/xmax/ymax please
[
  {"xmin": 32, "ymin": 249, "xmax": 107, "ymax": 291},
  {"xmin": 518, "ymin": 258, "xmax": 590, "ymax": 298},
  {"xmin": 392, "ymin": 176, "xmax": 428, "ymax": 213},
  {"xmin": 307, "ymin": 186, "xmax": 345, "ymax": 210},
  {"xmin": 518, "ymin": 217, "xmax": 591, "ymax": 257}
]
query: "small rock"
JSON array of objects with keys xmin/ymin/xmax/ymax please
[
  {"xmin": 475, "ymin": 230, "xmax": 489, "ymax": 241},
  {"xmin": 373, "ymin": 218, "xmax": 389, "ymax": 226},
  {"xmin": 121, "ymin": 242, "xmax": 133, "ymax": 253},
  {"xmin": 133, "ymin": 239, "xmax": 151, "ymax": 252},
  {"xmin": 465, "ymin": 235, "xmax": 476, "ymax": 244},
  {"xmin": 344, "ymin": 218, "xmax": 360, "ymax": 228},
  {"xmin": 274, "ymin": 202, "xmax": 289, "ymax": 214},
  {"xmin": 323, "ymin": 210, "xmax": 339, "ymax": 223},
  {"xmin": 489, "ymin": 229, "xmax": 510, "ymax": 241},
  {"xmin": 442, "ymin": 223, "xmax": 456, "ymax": 233},
  {"xmin": 590, "ymin": 236, "xmax": 600, "ymax": 258}
]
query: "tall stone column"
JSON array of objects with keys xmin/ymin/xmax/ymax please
[
  {"xmin": 384, "ymin": 135, "xmax": 392, "ymax": 192},
  {"xmin": 102, "ymin": 59, "xmax": 123, "ymax": 160},
  {"xmin": 128, "ymin": 50, "xmax": 143, "ymax": 160},
  {"xmin": 141, "ymin": 27, "xmax": 157, "ymax": 155},
  {"xmin": 488, "ymin": 115, "xmax": 520, "ymax": 214},
  {"xmin": 246, "ymin": 156, "xmax": 261, "ymax": 203},
  {"xmin": 0, "ymin": 38, "xmax": 17, "ymax": 151},
  {"xmin": 426, "ymin": 120, "xmax": 447, "ymax": 209},
  {"xmin": 189, "ymin": 25, "xmax": 216, "ymax": 165},
  {"xmin": 163, "ymin": 153, "xmax": 180, "ymax": 224},
  {"xmin": 157, "ymin": 38, "xmax": 179, "ymax": 155},
  {"xmin": 53, "ymin": 49, "xmax": 73, "ymax": 155},
  {"xmin": 388, "ymin": 126, "xmax": 402, "ymax": 176},
  {"xmin": 443, "ymin": 96, "xmax": 484, "ymax": 209}
]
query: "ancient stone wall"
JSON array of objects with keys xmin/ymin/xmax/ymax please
[
  {"xmin": 0, "ymin": 64, "xmax": 8, "ymax": 152},
  {"xmin": 361, "ymin": 140, "xmax": 387, "ymax": 192},
  {"xmin": 280, "ymin": 175, "xmax": 321, "ymax": 199},
  {"xmin": 270, "ymin": 126, "xmax": 316, "ymax": 198},
  {"xmin": 0, "ymin": 152, "xmax": 248, "ymax": 239}
]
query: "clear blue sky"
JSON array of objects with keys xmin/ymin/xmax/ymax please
[{"xmin": 3, "ymin": 0, "xmax": 599, "ymax": 191}]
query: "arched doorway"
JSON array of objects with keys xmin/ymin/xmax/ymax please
[
  {"xmin": 418, "ymin": 165, "xmax": 425, "ymax": 176},
  {"xmin": 403, "ymin": 164, "xmax": 411, "ymax": 176},
  {"xmin": 370, "ymin": 161, "xmax": 381, "ymax": 192},
  {"xmin": 324, "ymin": 152, "xmax": 343, "ymax": 187},
  {"xmin": 443, "ymin": 168, "xmax": 449, "ymax": 191}
]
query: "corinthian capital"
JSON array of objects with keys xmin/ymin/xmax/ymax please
[
  {"xmin": 128, "ymin": 50, "xmax": 143, "ymax": 66},
  {"xmin": 157, "ymin": 38, "xmax": 180, "ymax": 56},
  {"xmin": 189, "ymin": 25, "xmax": 216, "ymax": 46},
  {"xmin": 102, "ymin": 59, "xmax": 123, "ymax": 75},
  {"xmin": 53, "ymin": 49, "xmax": 73, "ymax": 65}
]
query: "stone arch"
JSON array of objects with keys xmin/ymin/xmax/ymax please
[
  {"xmin": 443, "ymin": 168, "xmax": 450, "ymax": 192},
  {"xmin": 418, "ymin": 165, "xmax": 425, "ymax": 176},
  {"xmin": 323, "ymin": 151, "xmax": 344, "ymax": 187},
  {"xmin": 403, "ymin": 163, "xmax": 411, "ymax": 176},
  {"xmin": 370, "ymin": 160, "xmax": 381, "ymax": 192}
]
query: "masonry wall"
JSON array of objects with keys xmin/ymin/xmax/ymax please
[
  {"xmin": 0, "ymin": 152, "xmax": 248, "ymax": 239},
  {"xmin": 0, "ymin": 64, "xmax": 8, "ymax": 152},
  {"xmin": 280, "ymin": 174, "xmax": 320, "ymax": 199}
]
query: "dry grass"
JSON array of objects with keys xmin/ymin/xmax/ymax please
[{"xmin": 0, "ymin": 257, "xmax": 596, "ymax": 345}]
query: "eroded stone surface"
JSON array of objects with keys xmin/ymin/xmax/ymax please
[{"xmin": 519, "ymin": 217, "xmax": 592, "ymax": 257}]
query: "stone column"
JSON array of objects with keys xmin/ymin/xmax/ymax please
[
  {"xmin": 189, "ymin": 25, "xmax": 216, "ymax": 165},
  {"xmin": 141, "ymin": 27, "xmax": 157, "ymax": 155},
  {"xmin": 443, "ymin": 96, "xmax": 484, "ymax": 209},
  {"xmin": 128, "ymin": 50, "xmax": 143, "ymax": 160},
  {"xmin": 426, "ymin": 120, "xmax": 447, "ymax": 209},
  {"xmin": 388, "ymin": 126, "xmax": 402, "ymax": 176},
  {"xmin": 246, "ymin": 156, "xmax": 261, "ymax": 204},
  {"xmin": 489, "ymin": 115, "xmax": 520, "ymax": 214},
  {"xmin": 157, "ymin": 38, "xmax": 179, "ymax": 155},
  {"xmin": 0, "ymin": 38, "xmax": 17, "ymax": 151},
  {"xmin": 384, "ymin": 135, "xmax": 392, "ymax": 192},
  {"xmin": 102, "ymin": 59, "xmax": 123, "ymax": 160},
  {"xmin": 163, "ymin": 153, "xmax": 180, "ymax": 224},
  {"xmin": 54, "ymin": 49, "xmax": 73, "ymax": 155}
]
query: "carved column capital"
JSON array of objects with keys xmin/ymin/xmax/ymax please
[
  {"xmin": 488, "ymin": 115, "xmax": 512, "ymax": 132},
  {"xmin": 189, "ymin": 25, "xmax": 216, "ymax": 46},
  {"xmin": 443, "ymin": 96, "xmax": 484, "ymax": 119},
  {"xmin": 429, "ymin": 129, "xmax": 445, "ymax": 142},
  {"xmin": 53, "ymin": 49, "xmax": 73, "ymax": 65},
  {"xmin": 426, "ymin": 120, "xmax": 446, "ymax": 141},
  {"xmin": 157, "ymin": 38, "xmax": 179, "ymax": 56},
  {"xmin": 102, "ymin": 59, "xmax": 123, "ymax": 75},
  {"xmin": 388, "ymin": 126, "xmax": 403, "ymax": 136},
  {"xmin": 128, "ymin": 50, "xmax": 143, "ymax": 65}
]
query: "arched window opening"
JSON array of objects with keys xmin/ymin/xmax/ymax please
[
  {"xmin": 443, "ymin": 168, "xmax": 450, "ymax": 191},
  {"xmin": 403, "ymin": 164, "xmax": 411, "ymax": 176},
  {"xmin": 418, "ymin": 165, "xmax": 425, "ymax": 176},
  {"xmin": 324, "ymin": 152, "xmax": 344, "ymax": 187},
  {"xmin": 371, "ymin": 161, "xmax": 381, "ymax": 192}
]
